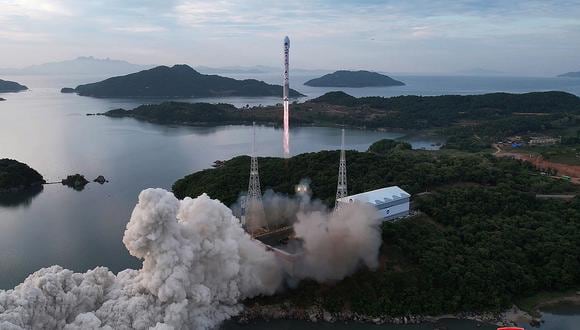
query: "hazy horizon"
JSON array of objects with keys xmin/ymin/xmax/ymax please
[{"xmin": 1, "ymin": 0, "xmax": 580, "ymax": 76}]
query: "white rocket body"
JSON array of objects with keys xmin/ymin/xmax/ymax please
[
  {"xmin": 283, "ymin": 36, "xmax": 290, "ymax": 101},
  {"xmin": 282, "ymin": 36, "xmax": 290, "ymax": 157}
]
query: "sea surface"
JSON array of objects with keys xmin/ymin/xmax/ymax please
[{"xmin": 1, "ymin": 74, "xmax": 580, "ymax": 329}]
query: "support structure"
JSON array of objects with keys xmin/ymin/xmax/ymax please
[
  {"xmin": 243, "ymin": 122, "xmax": 268, "ymax": 235},
  {"xmin": 335, "ymin": 129, "xmax": 348, "ymax": 208}
]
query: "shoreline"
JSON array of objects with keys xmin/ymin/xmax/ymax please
[
  {"xmin": 236, "ymin": 303, "xmax": 520, "ymax": 327},
  {"xmin": 236, "ymin": 291, "xmax": 580, "ymax": 328}
]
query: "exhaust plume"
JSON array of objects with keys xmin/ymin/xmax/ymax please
[
  {"xmin": 0, "ymin": 187, "xmax": 382, "ymax": 329},
  {"xmin": 0, "ymin": 189, "xmax": 282, "ymax": 330}
]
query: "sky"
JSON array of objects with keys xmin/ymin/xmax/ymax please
[{"xmin": 1, "ymin": 0, "xmax": 580, "ymax": 76}]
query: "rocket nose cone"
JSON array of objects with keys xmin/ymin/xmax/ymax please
[{"xmin": 284, "ymin": 36, "xmax": 290, "ymax": 45}]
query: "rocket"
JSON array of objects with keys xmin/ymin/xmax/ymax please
[{"xmin": 283, "ymin": 36, "xmax": 290, "ymax": 101}]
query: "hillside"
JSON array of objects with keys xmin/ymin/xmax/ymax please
[
  {"xmin": 101, "ymin": 91, "xmax": 580, "ymax": 153},
  {"xmin": 67, "ymin": 64, "xmax": 304, "ymax": 98},
  {"xmin": 304, "ymin": 70, "xmax": 405, "ymax": 87},
  {"xmin": 558, "ymin": 71, "xmax": 580, "ymax": 78},
  {"xmin": 0, "ymin": 159, "xmax": 45, "ymax": 193},
  {"xmin": 0, "ymin": 79, "xmax": 28, "ymax": 93},
  {"xmin": 173, "ymin": 144, "xmax": 580, "ymax": 317}
]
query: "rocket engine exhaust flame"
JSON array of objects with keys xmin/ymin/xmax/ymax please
[{"xmin": 283, "ymin": 100, "xmax": 290, "ymax": 157}]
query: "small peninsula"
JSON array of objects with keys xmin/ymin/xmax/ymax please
[
  {"xmin": 0, "ymin": 79, "xmax": 28, "ymax": 93},
  {"xmin": 63, "ymin": 64, "xmax": 304, "ymax": 98},
  {"xmin": 172, "ymin": 142, "xmax": 580, "ymax": 324},
  {"xmin": 558, "ymin": 71, "xmax": 580, "ymax": 78},
  {"xmin": 97, "ymin": 90, "xmax": 580, "ymax": 156},
  {"xmin": 0, "ymin": 159, "xmax": 45, "ymax": 193},
  {"xmin": 304, "ymin": 70, "xmax": 405, "ymax": 87}
]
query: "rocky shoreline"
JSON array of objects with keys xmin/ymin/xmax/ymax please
[{"xmin": 236, "ymin": 303, "xmax": 535, "ymax": 327}]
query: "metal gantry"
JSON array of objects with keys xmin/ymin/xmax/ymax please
[
  {"xmin": 335, "ymin": 129, "xmax": 348, "ymax": 208},
  {"xmin": 243, "ymin": 122, "xmax": 268, "ymax": 235}
]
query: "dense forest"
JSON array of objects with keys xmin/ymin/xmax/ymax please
[
  {"xmin": 173, "ymin": 140, "xmax": 576, "ymax": 205},
  {"xmin": 304, "ymin": 70, "xmax": 405, "ymax": 87},
  {"xmin": 173, "ymin": 140, "xmax": 580, "ymax": 316},
  {"xmin": 103, "ymin": 91, "xmax": 580, "ymax": 153},
  {"xmin": 0, "ymin": 159, "xmax": 45, "ymax": 193}
]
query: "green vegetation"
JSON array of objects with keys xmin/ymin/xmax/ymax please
[
  {"xmin": 304, "ymin": 70, "xmax": 405, "ymax": 87},
  {"xmin": 173, "ymin": 143, "xmax": 580, "ymax": 317},
  {"xmin": 0, "ymin": 79, "xmax": 28, "ymax": 93},
  {"xmin": 367, "ymin": 139, "xmax": 412, "ymax": 155},
  {"xmin": 0, "ymin": 159, "xmax": 45, "ymax": 193},
  {"xmin": 61, "ymin": 174, "xmax": 89, "ymax": 191},
  {"xmin": 68, "ymin": 64, "xmax": 303, "ymax": 98},
  {"xmin": 102, "ymin": 91, "xmax": 580, "ymax": 155},
  {"xmin": 515, "ymin": 287, "xmax": 580, "ymax": 316},
  {"xmin": 173, "ymin": 140, "xmax": 576, "ymax": 205},
  {"xmin": 520, "ymin": 144, "xmax": 580, "ymax": 166}
]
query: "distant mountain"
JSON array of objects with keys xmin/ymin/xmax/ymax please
[
  {"xmin": 195, "ymin": 65, "xmax": 275, "ymax": 74},
  {"xmin": 558, "ymin": 71, "xmax": 580, "ymax": 78},
  {"xmin": 0, "ymin": 79, "xmax": 28, "ymax": 93},
  {"xmin": 0, "ymin": 56, "xmax": 154, "ymax": 76},
  {"xmin": 195, "ymin": 65, "xmax": 329, "ymax": 75},
  {"xmin": 65, "ymin": 64, "xmax": 304, "ymax": 98},
  {"xmin": 304, "ymin": 70, "xmax": 405, "ymax": 87}
]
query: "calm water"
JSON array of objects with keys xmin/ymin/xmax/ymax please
[{"xmin": 1, "ymin": 74, "xmax": 580, "ymax": 329}]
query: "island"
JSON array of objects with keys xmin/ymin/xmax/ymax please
[
  {"xmin": 61, "ymin": 174, "xmax": 89, "ymax": 191},
  {"xmin": 304, "ymin": 70, "xmax": 405, "ymax": 87},
  {"xmin": 99, "ymin": 90, "xmax": 580, "ymax": 152},
  {"xmin": 0, "ymin": 98, "xmax": 5, "ymax": 101},
  {"xmin": 558, "ymin": 71, "xmax": 580, "ymax": 78},
  {"xmin": 173, "ymin": 140, "xmax": 580, "ymax": 325},
  {"xmin": 0, "ymin": 159, "xmax": 45, "ymax": 193},
  {"xmin": 62, "ymin": 64, "xmax": 304, "ymax": 98},
  {"xmin": 0, "ymin": 79, "xmax": 28, "ymax": 93},
  {"xmin": 60, "ymin": 87, "xmax": 75, "ymax": 93}
]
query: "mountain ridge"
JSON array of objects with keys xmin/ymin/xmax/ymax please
[{"xmin": 66, "ymin": 64, "xmax": 304, "ymax": 98}]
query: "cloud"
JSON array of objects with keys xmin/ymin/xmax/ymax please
[
  {"xmin": 1, "ymin": 0, "xmax": 74, "ymax": 19},
  {"xmin": 112, "ymin": 25, "xmax": 168, "ymax": 33}
]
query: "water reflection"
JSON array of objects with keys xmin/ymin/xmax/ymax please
[{"xmin": 0, "ymin": 185, "xmax": 43, "ymax": 208}]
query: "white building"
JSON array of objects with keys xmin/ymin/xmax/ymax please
[{"xmin": 337, "ymin": 186, "xmax": 410, "ymax": 221}]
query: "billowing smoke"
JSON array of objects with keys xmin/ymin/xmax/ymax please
[
  {"xmin": 235, "ymin": 180, "xmax": 382, "ymax": 282},
  {"xmin": 0, "ymin": 186, "xmax": 382, "ymax": 329},
  {"xmin": 293, "ymin": 203, "xmax": 382, "ymax": 281},
  {"xmin": 0, "ymin": 189, "xmax": 282, "ymax": 330}
]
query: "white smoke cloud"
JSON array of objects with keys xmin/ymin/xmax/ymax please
[
  {"xmin": 0, "ymin": 189, "xmax": 282, "ymax": 330},
  {"xmin": 293, "ymin": 203, "xmax": 382, "ymax": 282},
  {"xmin": 0, "ymin": 187, "xmax": 382, "ymax": 329}
]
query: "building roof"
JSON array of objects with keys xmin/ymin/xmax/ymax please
[{"xmin": 337, "ymin": 186, "xmax": 410, "ymax": 206}]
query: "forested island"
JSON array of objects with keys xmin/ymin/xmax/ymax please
[
  {"xmin": 0, "ymin": 79, "xmax": 28, "ymax": 93},
  {"xmin": 64, "ymin": 64, "xmax": 303, "ymax": 98},
  {"xmin": 173, "ymin": 140, "xmax": 580, "ymax": 323},
  {"xmin": 101, "ymin": 91, "xmax": 580, "ymax": 153},
  {"xmin": 0, "ymin": 159, "xmax": 45, "ymax": 193},
  {"xmin": 304, "ymin": 70, "xmax": 405, "ymax": 87}
]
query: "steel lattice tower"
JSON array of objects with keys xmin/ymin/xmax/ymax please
[
  {"xmin": 335, "ymin": 129, "xmax": 348, "ymax": 208},
  {"xmin": 243, "ymin": 122, "xmax": 268, "ymax": 234}
]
